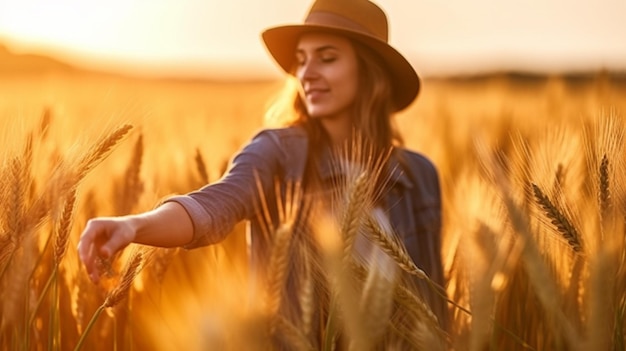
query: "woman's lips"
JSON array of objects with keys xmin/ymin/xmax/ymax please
[{"xmin": 306, "ymin": 89, "xmax": 328, "ymax": 101}]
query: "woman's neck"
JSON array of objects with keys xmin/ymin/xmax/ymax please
[{"xmin": 319, "ymin": 115, "xmax": 353, "ymax": 146}]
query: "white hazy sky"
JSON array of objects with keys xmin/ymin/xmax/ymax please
[{"xmin": 1, "ymin": 0, "xmax": 625, "ymax": 78}]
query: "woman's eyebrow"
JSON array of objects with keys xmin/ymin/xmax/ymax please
[{"xmin": 296, "ymin": 45, "xmax": 339, "ymax": 54}]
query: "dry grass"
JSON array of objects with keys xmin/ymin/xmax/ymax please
[{"xmin": 1, "ymin": 71, "xmax": 626, "ymax": 350}]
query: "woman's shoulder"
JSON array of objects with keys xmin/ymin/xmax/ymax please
[
  {"xmin": 242, "ymin": 125, "xmax": 308, "ymax": 153},
  {"xmin": 247, "ymin": 125, "xmax": 308, "ymax": 157},
  {"xmin": 252, "ymin": 125, "xmax": 308, "ymax": 143},
  {"xmin": 245, "ymin": 126, "xmax": 309, "ymax": 181},
  {"xmin": 395, "ymin": 147, "xmax": 438, "ymax": 176},
  {"xmin": 393, "ymin": 147, "xmax": 440, "ymax": 199}
]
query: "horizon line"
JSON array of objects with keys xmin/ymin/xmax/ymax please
[{"xmin": 2, "ymin": 37, "xmax": 626, "ymax": 82}]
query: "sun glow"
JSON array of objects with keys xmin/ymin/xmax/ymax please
[
  {"xmin": 0, "ymin": 0, "xmax": 304, "ymax": 77},
  {"xmin": 1, "ymin": 0, "xmax": 625, "ymax": 78}
]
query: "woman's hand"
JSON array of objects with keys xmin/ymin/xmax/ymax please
[
  {"xmin": 77, "ymin": 202, "xmax": 195, "ymax": 283},
  {"xmin": 77, "ymin": 217, "xmax": 138, "ymax": 284}
]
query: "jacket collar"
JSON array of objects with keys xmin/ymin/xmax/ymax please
[{"xmin": 315, "ymin": 145, "xmax": 413, "ymax": 189}]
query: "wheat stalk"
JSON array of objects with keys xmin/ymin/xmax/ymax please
[
  {"xmin": 71, "ymin": 272, "xmax": 93, "ymax": 335},
  {"xmin": 28, "ymin": 188, "xmax": 78, "ymax": 329},
  {"xmin": 0, "ymin": 241, "xmax": 29, "ymax": 331},
  {"xmin": 498, "ymin": 178, "xmax": 581, "ymax": 348},
  {"xmin": 393, "ymin": 277, "xmax": 442, "ymax": 330},
  {"xmin": 314, "ymin": 214, "xmax": 361, "ymax": 351},
  {"xmin": 74, "ymin": 249, "xmax": 144, "ymax": 351},
  {"xmin": 0, "ymin": 234, "xmax": 13, "ymax": 278},
  {"xmin": 474, "ymin": 137, "xmax": 584, "ymax": 349},
  {"xmin": 195, "ymin": 147, "xmax": 209, "ymax": 185},
  {"xmin": 466, "ymin": 222, "xmax": 498, "ymax": 351},
  {"xmin": 274, "ymin": 315, "xmax": 315, "ymax": 351},
  {"xmin": 585, "ymin": 246, "xmax": 616, "ymax": 351},
  {"xmin": 350, "ymin": 260, "xmax": 446, "ymax": 345},
  {"xmin": 358, "ymin": 258, "xmax": 396, "ymax": 350},
  {"xmin": 22, "ymin": 124, "xmax": 134, "ymax": 244}
]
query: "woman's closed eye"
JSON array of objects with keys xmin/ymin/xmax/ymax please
[
  {"xmin": 295, "ymin": 58, "xmax": 336, "ymax": 68},
  {"xmin": 320, "ymin": 55, "xmax": 337, "ymax": 63},
  {"xmin": 295, "ymin": 52, "xmax": 338, "ymax": 67}
]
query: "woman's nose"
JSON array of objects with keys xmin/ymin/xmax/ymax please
[{"xmin": 297, "ymin": 60, "xmax": 319, "ymax": 82}]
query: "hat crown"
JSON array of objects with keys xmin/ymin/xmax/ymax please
[{"xmin": 305, "ymin": 0, "xmax": 388, "ymax": 42}]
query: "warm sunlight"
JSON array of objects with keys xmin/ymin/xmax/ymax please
[
  {"xmin": 2, "ymin": 0, "xmax": 626, "ymax": 350},
  {"xmin": 0, "ymin": 0, "xmax": 307, "ymax": 77},
  {"xmin": 1, "ymin": 0, "xmax": 625, "ymax": 78}
]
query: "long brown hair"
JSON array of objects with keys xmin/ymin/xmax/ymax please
[{"xmin": 264, "ymin": 37, "xmax": 404, "ymax": 156}]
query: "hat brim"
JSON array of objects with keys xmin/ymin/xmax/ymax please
[{"xmin": 262, "ymin": 24, "xmax": 420, "ymax": 111}]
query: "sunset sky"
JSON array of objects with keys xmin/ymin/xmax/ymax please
[{"xmin": 1, "ymin": 0, "xmax": 625, "ymax": 79}]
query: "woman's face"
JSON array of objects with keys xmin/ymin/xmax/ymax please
[{"xmin": 295, "ymin": 32, "xmax": 359, "ymax": 121}]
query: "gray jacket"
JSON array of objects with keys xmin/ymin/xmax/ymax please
[{"xmin": 167, "ymin": 126, "xmax": 447, "ymax": 327}]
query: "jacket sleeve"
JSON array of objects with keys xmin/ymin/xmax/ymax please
[{"xmin": 165, "ymin": 129, "xmax": 284, "ymax": 249}]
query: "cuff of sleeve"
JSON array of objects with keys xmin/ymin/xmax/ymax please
[{"xmin": 163, "ymin": 195, "xmax": 213, "ymax": 249}]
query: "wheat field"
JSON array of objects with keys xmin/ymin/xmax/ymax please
[{"xmin": 1, "ymin": 70, "xmax": 626, "ymax": 350}]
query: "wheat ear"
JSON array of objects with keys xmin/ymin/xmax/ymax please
[
  {"xmin": 266, "ymin": 223, "xmax": 294, "ymax": 332},
  {"xmin": 104, "ymin": 250, "xmax": 143, "ymax": 308},
  {"xmin": 531, "ymin": 183, "xmax": 583, "ymax": 252},
  {"xmin": 116, "ymin": 133, "xmax": 144, "ymax": 215},
  {"xmin": 39, "ymin": 107, "xmax": 52, "ymax": 141},
  {"xmin": 126, "ymin": 133, "xmax": 144, "ymax": 206},
  {"xmin": 75, "ymin": 124, "xmax": 133, "ymax": 180},
  {"xmin": 363, "ymin": 216, "xmax": 427, "ymax": 279},
  {"xmin": 362, "ymin": 214, "xmax": 460, "ymax": 335},
  {"xmin": 502, "ymin": 184, "xmax": 581, "ymax": 348},
  {"xmin": 340, "ymin": 171, "xmax": 370, "ymax": 260},
  {"xmin": 297, "ymin": 243, "xmax": 314, "ymax": 339},
  {"xmin": 598, "ymin": 154, "xmax": 611, "ymax": 217},
  {"xmin": 476, "ymin": 139, "xmax": 581, "ymax": 349},
  {"xmin": 0, "ymin": 158, "xmax": 27, "ymax": 279},
  {"xmin": 54, "ymin": 188, "xmax": 77, "ymax": 264}
]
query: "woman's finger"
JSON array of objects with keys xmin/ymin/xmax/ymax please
[
  {"xmin": 78, "ymin": 219, "xmax": 107, "ymax": 283},
  {"xmin": 99, "ymin": 227, "xmax": 131, "ymax": 260}
]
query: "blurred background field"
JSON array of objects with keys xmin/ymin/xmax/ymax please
[{"xmin": 2, "ymin": 36, "xmax": 626, "ymax": 350}]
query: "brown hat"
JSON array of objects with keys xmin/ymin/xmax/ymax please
[{"xmin": 261, "ymin": 0, "xmax": 420, "ymax": 111}]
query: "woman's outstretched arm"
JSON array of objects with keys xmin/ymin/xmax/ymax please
[{"xmin": 77, "ymin": 201, "xmax": 193, "ymax": 283}]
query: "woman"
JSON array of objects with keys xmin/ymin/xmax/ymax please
[{"xmin": 78, "ymin": 0, "xmax": 447, "ymax": 346}]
